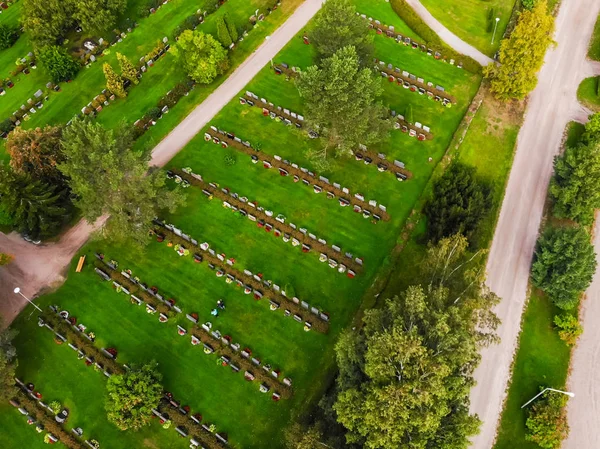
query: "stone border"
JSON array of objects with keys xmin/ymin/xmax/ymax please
[
  {"xmin": 171, "ymin": 168, "xmax": 364, "ymax": 274},
  {"xmin": 205, "ymin": 128, "xmax": 390, "ymax": 221}
]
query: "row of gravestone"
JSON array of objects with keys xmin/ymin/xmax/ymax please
[
  {"xmin": 242, "ymin": 91, "xmax": 304, "ymax": 126},
  {"xmin": 205, "ymin": 127, "xmax": 390, "ymax": 221},
  {"xmin": 0, "ymin": 52, "xmax": 36, "ymax": 97},
  {"xmin": 170, "ymin": 168, "xmax": 364, "ymax": 274},
  {"xmin": 362, "ymin": 14, "xmax": 465, "ymax": 69},
  {"xmin": 153, "ymin": 219, "xmax": 331, "ymax": 333},
  {"xmin": 192, "ymin": 324, "xmax": 292, "ymax": 400}
]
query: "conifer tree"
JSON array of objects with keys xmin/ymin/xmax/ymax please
[
  {"xmin": 216, "ymin": 16, "xmax": 232, "ymax": 48},
  {"xmin": 224, "ymin": 14, "xmax": 238, "ymax": 43},
  {"xmin": 103, "ymin": 63, "xmax": 126, "ymax": 98},
  {"xmin": 117, "ymin": 52, "xmax": 139, "ymax": 85}
]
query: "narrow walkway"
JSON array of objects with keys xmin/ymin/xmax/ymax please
[
  {"xmin": 0, "ymin": 0, "xmax": 325, "ymax": 327},
  {"xmin": 469, "ymin": 1, "xmax": 600, "ymax": 447},
  {"xmin": 403, "ymin": 0, "xmax": 494, "ymax": 67}
]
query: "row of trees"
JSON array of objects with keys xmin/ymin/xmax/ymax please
[{"xmin": 103, "ymin": 52, "xmax": 139, "ymax": 98}]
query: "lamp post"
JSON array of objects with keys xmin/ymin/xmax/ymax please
[
  {"xmin": 13, "ymin": 287, "xmax": 42, "ymax": 313},
  {"xmin": 491, "ymin": 17, "xmax": 501, "ymax": 45},
  {"xmin": 521, "ymin": 388, "xmax": 575, "ymax": 409}
]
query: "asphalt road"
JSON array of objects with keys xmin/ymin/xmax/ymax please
[{"xmin": 468, "ymin": 1, "xmax": 600, "ymax": 447}]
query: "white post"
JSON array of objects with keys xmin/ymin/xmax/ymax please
[
  {"xmin": 521, "ymin": 388, "xmax": 575, "ymax": 409},
  {"xmin": 13, "ymin": 287, "xmax": 42, "ymax": 313},
  {"xmin": 491, "ymin": 17, "xmax": 501, "ymax": 45}
]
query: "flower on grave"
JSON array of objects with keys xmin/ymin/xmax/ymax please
[
  {"xmin": 90, "ymin": 439, "xmax": 100, "ymax": 449},
  {"xmin": 208, "ymin": 424, "xmax": 216, "ymax": 433},
  {"xmin": 244, "ymin": 287, "xmax": 252, "ymax": 294},
  {"xmin": 182, "ymin": 180, "xmax": 190, "ymax": 188},
  {"xmin": 174, "ymin": 177, "xmax": 182, "ymax": 184},
  {"xmin": 68, "ymin": 316, "xmax": 77, "ymax": 325},
  {"xmin": 174, "ymin": 244, "xmax": 180, "ymax": 251},
  {"xmin": 162, "ymin": 419, "xmax": 172, "ymax": 429},
  {"xmin": 159, "ymin": 314, "xmax": 168, "ymax": 322},
  {"xmin": 193, "ymin": 413, "xmax": 202, "ymax": 423},
  {"xmin": 27, "ymin": 418, "xmax": 35, "ymax": 425},
  {"xmin": 191, "ymin": 312, "xmax": 199, "ymax": 320},
  {"xmin": 183, "ymin": 249, "xmax": 190, "ymax": 256},
  {"xmin": 49, "ymin": 401, "xmax": 61, "ymax": 414},
  {"xmin": 270, "ymin": 304, "xmax": 278, "ymax": 311},
  {"xmin": 115, "ymin": 285, "xmax": 122, "ymax": 293},
  {"xmin": 35, "ymin": 392, "xmax": 42, "ymax": 399},
  {"xmin": 88, "ymin": 332, "xmax": 95, "ymax": 340},
  {"xmin": 178, "ymin": 328, "xmax": 186, "ymax": 336},
  {"xmin": 167, "ymin": 241, "xmax": 173, "ymax": 247}
]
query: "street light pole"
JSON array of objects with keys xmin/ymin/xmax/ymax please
[
  {"xmin": 491, "ymin": 17, "xmax": 501, "ymax": 45},
  {"xmin": 13, "ymin": 287, "xmax": 42, "ymax": 313},
  {"xmin": 521, "ymin": 388, "xmax": 575, "ymax": 409}
]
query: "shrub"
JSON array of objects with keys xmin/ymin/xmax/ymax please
[
  {"xmin": 224, "ymin": 14, "xmax": 238, "ymax": 42},
  {"xmin": 553, "ymin": 314, "xmax": 582, "ymax": 345},
  {"xmin": 48, "ymin": 400, "xmax": 61, "ymax": 414},
  {"xmin": 146, "ymin": 107, "xmax": 162, "ymax": 120},
  {"xmin": 522, "ymin": 0, "xmax": 537, "ymax": 10},
  {"xmin": 37, "ymin": 46, "xmax": 80, "ymax": 83},
  {"xmin": 216, "ymin": 16, "xmax": 232, "ymax": 48},
  {"xmin": 525, "ymin": 390, "xmax": 569, "ymax": 448},
  {"xmin": 0, "ymin": 119, "xmax": 14, "ymax": 134},
  {"xmin": 0, "ymin": 24, "xmax": 19, "ymax": 50}
]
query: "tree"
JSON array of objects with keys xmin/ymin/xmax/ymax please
[
  {"xmin": 531, "ymin": 226, "xmax": 596, "ymax": 310},
  {"xmin": 296, "ymin": 46, "xmax": 390, "ymax": 163},
  {"xmin": 103, "ymin": 63, "xmax": 126, "ymax": 98},
  {"xmin": 105, "ymin": 362, "xmax": 162, "ymax": 431},
  {"xmin": 59, "ymin": 119, "xmax": 185, "ymax": 247},
  {"xmin": 310, "ymin": 0, "xmax": 373, "ymax": 65},
  {"xmin": 0, "ymin": 253, "xmax": 13, "ymax": 266},
  {"xmin": 0, "ymin": 167, "xmax": 71, "ymax": 239},
  {"xmin": 484, "ymin": 1, "xmax": 554, "ymax": 100},
  {"xmin": 171, "ymin": 30, "xmax": 229, "ymax": 84},
  {"xmin": 38, "ymin": 45, "xmax": 80, "ymax": 83},
  {"xmin": 423, "ymin": 163, "xmax": 491, "ymax": 244},
  {"xmin": 0, "ymin": 24, "xmax": 20, "ymax": 50},
  {"xmin": 72, "ymin": 0, "xmax": 127, "ymax": 33},
  {"xmin": 224, "ymin": 14, "xmax": 238, "ymax": 43},
  {"xmin": 285, "ymin": 423, "xmax": 325, "ymax": 449},
  {"xmin": 332, "ymin": 235, "xmax": 499, "ymax": 449},
  {"xmin": 216, "ymin": 16, "xmax": 232, "ymax": 48},
  {"xmin": 550, "ymin": 138, "xmax": 600, "ymax": 225},
  {"xmin": 22, "ymin": 0, "xmax": 74, "ymax": 47},
  {"xmin": 117, "ymin": 52, "xmax": 139, "ymax": 85},
  {"xmin": 553, "ymin": 314, "xmax": 582, "ymax": 346},
  {"xmin": 0, "ymin": 319, "xmax": 18, "ymax": 401},
  {"xmin": 6, "ymin": 126, "xmax": 65, "ymax": 184},
  {"xmin": 525, "ymin": 391, "xmax": 569, "ymax": 449}
]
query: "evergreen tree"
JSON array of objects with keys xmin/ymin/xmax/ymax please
[
  {"xmin": 484, "ymin": 1, "xmax": 554, "ymax": 100},
  {"xmin": 0, "ymin": 320, "xmax": 18, "ymax": 402},
  {"xmin": 216, "ymin": 16, "xmax": 232, "ymax": 48},
  {"xmin": 224, "ymin": 14, "xmax": 238, "ymax": 43},
  {"xmin": 117, "ymin": 52, "xmax": 139, "ymax": 85},
  {"xmin": 0, "ymin": 24, "xmax": 19, "ymax": 50},
  {"xmin": 73, "ymin": 0, "xmax": 127, "ymax": 33},
  {"xmin": 103, "ymin": 63, "xmax": 126, "ymax": 98},
  {"xmin": 525, "ymin": 391, "xmax": 569, "ymax": 449}
]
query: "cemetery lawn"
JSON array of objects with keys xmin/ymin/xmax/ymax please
[
  {"xmin": 418, "ymin": 0, "xmax": 516, "ymax": 57},
  {"xmin": 493, "ymin": 290, "xmax": 572, "ymax": 449},
  {"xmin": 2, "ymin": 3, "xmax": 485, "ymax": 449},
  {"xmin": 577, "ymin": 76, "xmax": 600, "ymax": 112},
  {"xmin": 590, "ymin": 13, "xmax": 600, "ymax": 60}
]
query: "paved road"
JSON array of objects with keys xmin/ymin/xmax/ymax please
[
  {"xmin": 0, "ymin": 0, "xmax": 325, "ymax": 327},
  {"xmin": 404, "ymin": 0, "xmax": 494, "ymax": 67},
  {"xmin": 468, "ymin": 1, "xmax": 600, "ymax": 448}
]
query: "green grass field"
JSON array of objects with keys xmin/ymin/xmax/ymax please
[
  {"xmin": 419, "ymin": 0, "xmax": 516, "ymax": 57},
  {"xmin": 1, "ymin": 2, "xmax": 485, "ymax": 448},
  {"xmin": 493, "ymin": 291, "xmax": 572, "ymax": 449},
  {"xmin": 590, "ymin": 13, "xmax": 600, "ymax": 60},
  {"xmin": 578, "ymin": 76, "xmax": 600, "ymax": 112}
]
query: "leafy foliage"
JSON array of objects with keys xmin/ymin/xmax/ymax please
[
  {"xmin": 424, "ymin": 163, "xmax": 491, "ymax": 244},
  {"xmin": 0, "ymin": 253, "xmax": 13, "ymax": 266},
  {"xmin": 531, "ymin": 226, "xmax": 596, "ymax": 310},
  {"xmin": 59, "ymin": 119, "xmax": 185, "ymax": 248},
  {"xmin": 171, "ymin": 30, "xmax": 229, "ymax": 84},
  {"xmin": 484, "ymin": 1, "xmax": 554, "ymax": 99},
  {"xmin": 310, "ymin": 0, "xmax": 373, "ymax": 65},
  {"xmin": 224, "ymin": 14, "xmax": 238, "ymax": 43},
  {"xmin": 72, "ymin": 0, "xmax": 127, "ymax": 33},
  {"xmin": 38, "ymin": 45, "xmax": 80, "ymax": 83},
  {"xmin": 297, "ymin": 46, "xmax": 390, "ymax": 163},
  {"xmin": 216, "ymin": 16, "xmax": 233, "ymax": 48},
  {"xmin": 103, "ymin": 63, "xmax": 126, "ymax": 98},
  {"xmin": 550, "ymin": 137, "xmax": 600, "ymax": 225},
  {"xmin": 0, "ymin": 320, "xmax": 18, "ymax": 401},
  {"xmin": 285, "ymin": 423, "xmax": 325, "ymax": 449},
  {"xmin": 553, "ymin": 314, "xmax": 582, "ymax": 346},
  {"xmin": 525, "ymin": 391, "xmax": 569, "ymax": 449},
  {"xmin": 0, "ymin": 24, "xmax": 20, "ymax": 50},
  {"xmin": 332, "ymin": 235, "xmax": 499, "ymax": 449},
  {"xmin": 105, "ymin": 362, "xmax": 163, "ymax": 431},
  {"xmin": 117, "ymin": 52, "xmax": 139, "ymax": 86}
]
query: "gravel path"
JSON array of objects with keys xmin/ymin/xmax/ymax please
[{"xmin": 468, "ymin": 1, "xmax": 600, "ymax": 447}]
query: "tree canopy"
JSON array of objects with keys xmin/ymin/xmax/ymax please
[
  {"xmin": 0, "ymin": 321, "xmax": 18, "ymax": 401},
  {"xmin": 531, "ymin": 226, "xmax": 597, "ymax": 309},
  {"xmin": 550, "ymin": 137, "xmax": 600, "ymax": 225},
  {"xmin": 171, "ymin": 30, "xmax": 229, "ymax": 84},
  {"xmin": 59, "ymin": 119, "xmax": 185, "ymax": 247},
  {"xmin": 103, "ymin": 63, "xmax": 126, "ymax": 98},
  {"xmin": 105, "ymin": 362, "xmax": 162, "ymax": 431},
  {"xmin": 72, "ymin": 0, "xmax": 127, "ymax": 34},
  {"xmin": 0, "ymin": 24, "xmax": 20, "ymax": 50},
  {"xmin": 38, "ymin": 45, "xmax": 80, "ymax": 83},
  {"xmin": 484, "ymin": 0, "xmax": 554, "ymax": 100},
  {"xmin": 311, "ymin": 0, "xmax": 373, "ymax": 65},
  {"xmin": 424, "ymin": 163, "xmax": 491, "ymax": 244},
  {"xmin": 296, "ymin": 46, "xmax": 390, "ymax": 165},
  {"xmin": 332, "ymin": 235, "xmax": 499, "ymax": 449},
  {"xmin": 525, "ymin": 390, "xmax": 569, "ymax": 449}
]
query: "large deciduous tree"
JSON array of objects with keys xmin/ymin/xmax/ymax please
[
  {"xmin": 216, "ymin": 16, "xmax": 232, "ymax": 48},
  {"xmin": 171, "ymin": 30, "xmax": 229, "ymax": 84},
  {"xmin": 531, "ymin": 226, "xmax": 596, "ymax": 309},
  {"xmin": 525, "ymin": 390, "xmax": 570, "ymax": 449},
  {"xmin": 424, "ymin": 163, "xmax": 491, "ymax": 244},
  {"xmin": 73, "ymin": 0, "xmax": 127, "ymax": 33},
  {"xmin": 0, "ymin": 24, "xmax": 20, "ymax": 50},
  {"xmin": 296, "ymin": 46, "xmax": 390, "ymax": 164},
  {"xmin": 484, "ymin": 0, "xmax": 554, "ymax": 100},
  {"xmin": 332, "ymin": 235, "xmax": 499, "ymax": 449},
  {"xmin": 105, "ymin": 362, "xmax": 162, "ymax": 431},
  {"xmin": 22, "ymin": 0, "xmax": 74, "ymax": 47},
  {"xmin": 38, "ymin": 45, "xmax": 80, "ymax": 83},
  {"xmin": 310, "ymin": 0, "xmax": 373, "ymax": 65},
  {"xmin": 59, "ymin": 119, "xmax": 185, "ymax": 248},
  {"xmin": 550, "ymin": 137, "xmax": 600, "ymax": 225}
]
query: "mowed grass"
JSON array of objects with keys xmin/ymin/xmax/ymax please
[
  {"xmin": 577, "ymin": 76, "xmax": 600, "ymax": 112},
  {"xmin": 419, "ymin": 0, "xmax": 516, "ymax": 57},
  {"xmin": 589, "ymin": 13, "xmax": 600, "ymax": 61},
  {"xmin": 2, "ymin": 5, "xmax": 482, "ymax": 449},
  {"xmin": 352, "ymin": 0, "xmax": 420, "ymax": 40},
  {"xmin": 493, "ymin": 291, "xmax": 572, "ymax": 449}
]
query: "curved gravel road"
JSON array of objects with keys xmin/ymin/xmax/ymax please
[{"xmin": 468, "ymin": 1, "xmax": 600, "ymax": 448}]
